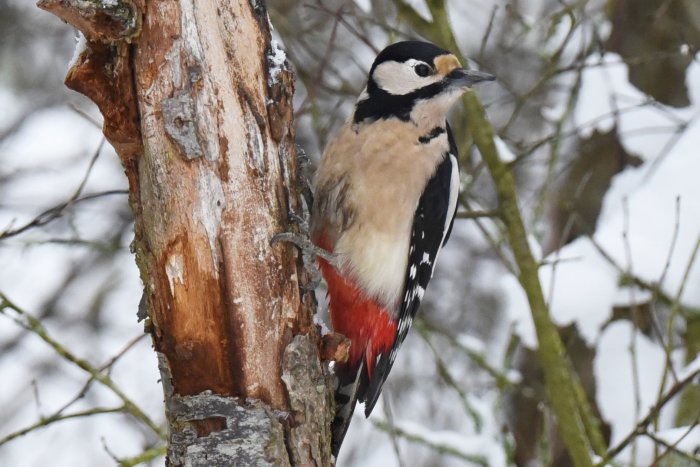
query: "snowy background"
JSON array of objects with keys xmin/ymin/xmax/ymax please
[{"xmin": 1, "ymin": 0, "xmax": 699, "ymax": 466}]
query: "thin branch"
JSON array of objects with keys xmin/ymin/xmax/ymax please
[
  {"xmin": 51, "ymin": 333, "xmax": 148, "ymax": 421},
  {"xmin": 117, "ymin": 445, "xmax": 168, "ymax": 467},
  {"xmin": 0, "ymin": 406, "xmax": 126, "ymax": 445},
  {"xmin": 466, "ymin": 83, "xmax": 601, "ymax": 467},
  {"xmin": 598, "ymin": 368, "xmax": 700, "ymax": 465},
  {"xmin": 380, "ymin": 393, "xmax": 406, "ymax": 467},
  {"xmin": 586, "ymin": 234, "xmax": 700, "ymax": 315},
  {"xmin": 416, "ymin": 322, "xmax": 483, "ymax": 431},
  {"xmin": 372, "ymin": 419, "xmax": 489, "ymax": 467},
  {"xmin": 0, "ymin": 293, "xmax": 165, "ymax": 440},
  {"xmin": 646, "ymin": 420, "xmax": 700, "ymax": 466},
  {"xmin": 0, "ymin": 189, "xmax": 128, "ymax": 241},
  {"xmin": 419, "ymin": 319, "xmax": 516, "ymax": 391},
  {"xmin": 478, "ymin": 4, "xmax": 499, "ymax": 60},
  {"xmin": 455, "ymin": 209, "xmax": 499, "ymax": 220}
]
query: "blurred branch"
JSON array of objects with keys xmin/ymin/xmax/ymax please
[
  {"xmin": 305, "ymin": 2, "xmax": 379, "ymax": 53},
  {"xmin": 644, "ymin": 420, "xmax": 700, "ymax": 465},
  {"xmin": 454, "ymin": 209, "xmax": 499, "ymax": 220},
  {"xmin": 467, "ymin": 87, "xmax": 605, "ymax": 466},
  {"xmin": 0, "ymin": 292, "xmax": 165, "ymax": 439},
  {"xmin": 586, "ymin": 232, "xmax": 700, "ymax": 315},
  {"xmin": 116, "ymin": 445, "xmax": 167, "ymax": 467},
  {"xmin": 372, "ymin": 419, "xmax": 489, "ymax": 467},
  {"xmin": 458, "ymin": 194, "xmax": 517, "ymax": 276},
  {"xmin": 418, "ymin": 319, "xmax": 517, "ymax": 391},
  {"xmin": 0, "ymin": 406, "xmax": 126, "ymax": 446},
  {"xmin": 0, "ymin": 189, "xmax": 128, "ymax": 240},
  {"xmin": 0, "ymin": 136, "xmax": 130, "ymax": 241},
  {"xmin": 45, "ymin": 334, "xmax": 148, "ymax": 423},
  {"xmin": 416, "ymin": 322, "xmax": 483, "ymax": 431},
  {"xmin": 477, "ymin": 5, "xmax": 498, "ymax": 60},
  {"xmin": 598, "ymin": 368, "xmax": 700, "ymax": 465}
]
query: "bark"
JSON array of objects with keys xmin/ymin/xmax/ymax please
[{"xmin": 38, "ymin": 0, "xmax": 333, "ymax": 465}]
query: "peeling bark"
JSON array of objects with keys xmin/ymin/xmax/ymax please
[{"xmin": 39, "ymin": 0, "xmax": 332, "ymax": 465}]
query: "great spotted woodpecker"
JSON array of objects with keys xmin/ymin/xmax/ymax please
[{"xmin": 309, "ymin": 40, "xmax": 494, "ymax": 456}]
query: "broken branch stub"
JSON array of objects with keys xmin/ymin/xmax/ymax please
[{"xmin": 37, "ymin": 0, "xmax": 143, "ymax": 168}]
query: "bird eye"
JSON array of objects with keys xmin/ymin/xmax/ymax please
[{"xmin": 414, "ymin": 63, "xmax": 432, "ymax": 77}]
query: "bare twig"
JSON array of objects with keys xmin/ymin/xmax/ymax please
[
  {"xmin": 598, "ymin": 368, "xmax": 700, "ymax": 465},
  {"xmin": 372, "ymin": 419, "xmax": 489, "ymax": 466},
  {"xmin": 117, "ymin": 445, "xmax": 168, "ymax": 467},
  {"xmin": 0, "ymin": 406, "xmax": 126, "ymax": 445},
  {"xmin": 0, "ymin": 189, "xmax": 127, "ymax": 241},
  {"xmin": 0, "ymin": 293, "xmax": 165, "ymax": 440},
  {"xmin": 646, "ymin": 420, "xmax": 700, "ymax": 466}
]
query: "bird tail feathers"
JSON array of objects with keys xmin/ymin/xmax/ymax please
[{"xmin": 331, "ymin": 360, "xmax": 368, "ymax": 457}]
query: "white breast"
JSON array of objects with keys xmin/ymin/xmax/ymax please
[
  {"xmin": 336, "ymin": 227, "xmax": 410, "ymax": 310},
  {"xmin": 321, "ymin": 119, "xmax": 449, "ymax": 312}
]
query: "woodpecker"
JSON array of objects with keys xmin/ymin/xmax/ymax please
[{"xmin": 309, "ymin": 40, "xmax": 494, "ymax": 456}]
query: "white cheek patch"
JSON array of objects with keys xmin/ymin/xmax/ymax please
[{"xmin": 373, "ymin": 60, "xmax": 442, "ymax": 96}]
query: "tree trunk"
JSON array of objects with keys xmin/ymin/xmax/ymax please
[{"xmin": 37, "ymin": 0, "xmax": 333, "ymax": 465}]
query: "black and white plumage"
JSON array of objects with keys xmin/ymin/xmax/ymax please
[{"xmin": 309, "ymin": 40, "xmax": 494, "ymax": 457}]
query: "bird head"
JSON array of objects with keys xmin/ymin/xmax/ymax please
[{"xmin": 353, "ymin": 41, "xmax": 494, "ymax": 126}]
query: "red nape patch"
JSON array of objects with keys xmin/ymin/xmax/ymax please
[{"xmin": 314, "ymin": 233, "xmax": 396, "ymax": 377}]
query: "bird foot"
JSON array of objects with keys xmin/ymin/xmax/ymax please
[
  {"xmin": 271, "ymin": 231, "xmax": 335, "ymax": 263},
  {"xmin": 270, "ymin": 229, "xmax": 335, "ymax": 291}
]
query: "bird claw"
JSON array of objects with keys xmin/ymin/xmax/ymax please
[
  {"xmin": 270, "ymin": 145, "xmax": 330, "ymax": 290},
  {"xmin": 270, "ymin": 232, "xmax": 335, "ymax": 263},
  {"xmin": 270, "ymin": 231, "xmax": 335, "ymax": 290}
]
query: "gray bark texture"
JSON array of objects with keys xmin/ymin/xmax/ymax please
[{"xmin": 38, "ymin": 0, "xmax": 334, "ymax": 465}]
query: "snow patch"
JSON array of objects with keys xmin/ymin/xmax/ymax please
[
  {"xmin": 594, "ymin": 115, "xmax": 700, "ymax": 308},
  {"xmin": 574, "ymin": 52, "xmax": 696, "ymax": 161},
  {"xmin": 268, "ymin": 39, "xmax": 287, "ymax": 86},
  {"xmin": 313, "ymin": 312, "xmax": 330, "ymax": 336},
  {"xmin": 504, "ymin": 237, "xmax": 618, "ymax": 347},
  {"xmin": 353, "ymin": 0, "xmax": 371, "ymax": 13},
  {"xmin": 594, "ymin": 321, "xmax": 671, "ymax": 464},
  {"xmin": 679, "ymin": 353, "xmax": 700, "ymax": 380},
  {"xmin": 456, "ymin": 334, "xmax": 486, "ymax": 354},
  {"xmin": 493, "ymin": 135, "xmax": 516, "ymax": 163},
  {"xmin": 68, "ymin": 32, "xmax": 87, "ymax": 72}
]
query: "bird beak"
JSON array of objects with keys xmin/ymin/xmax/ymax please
[{"xmin": 447, "ymin": 68, "xmax": 496, "ymax": 87}]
